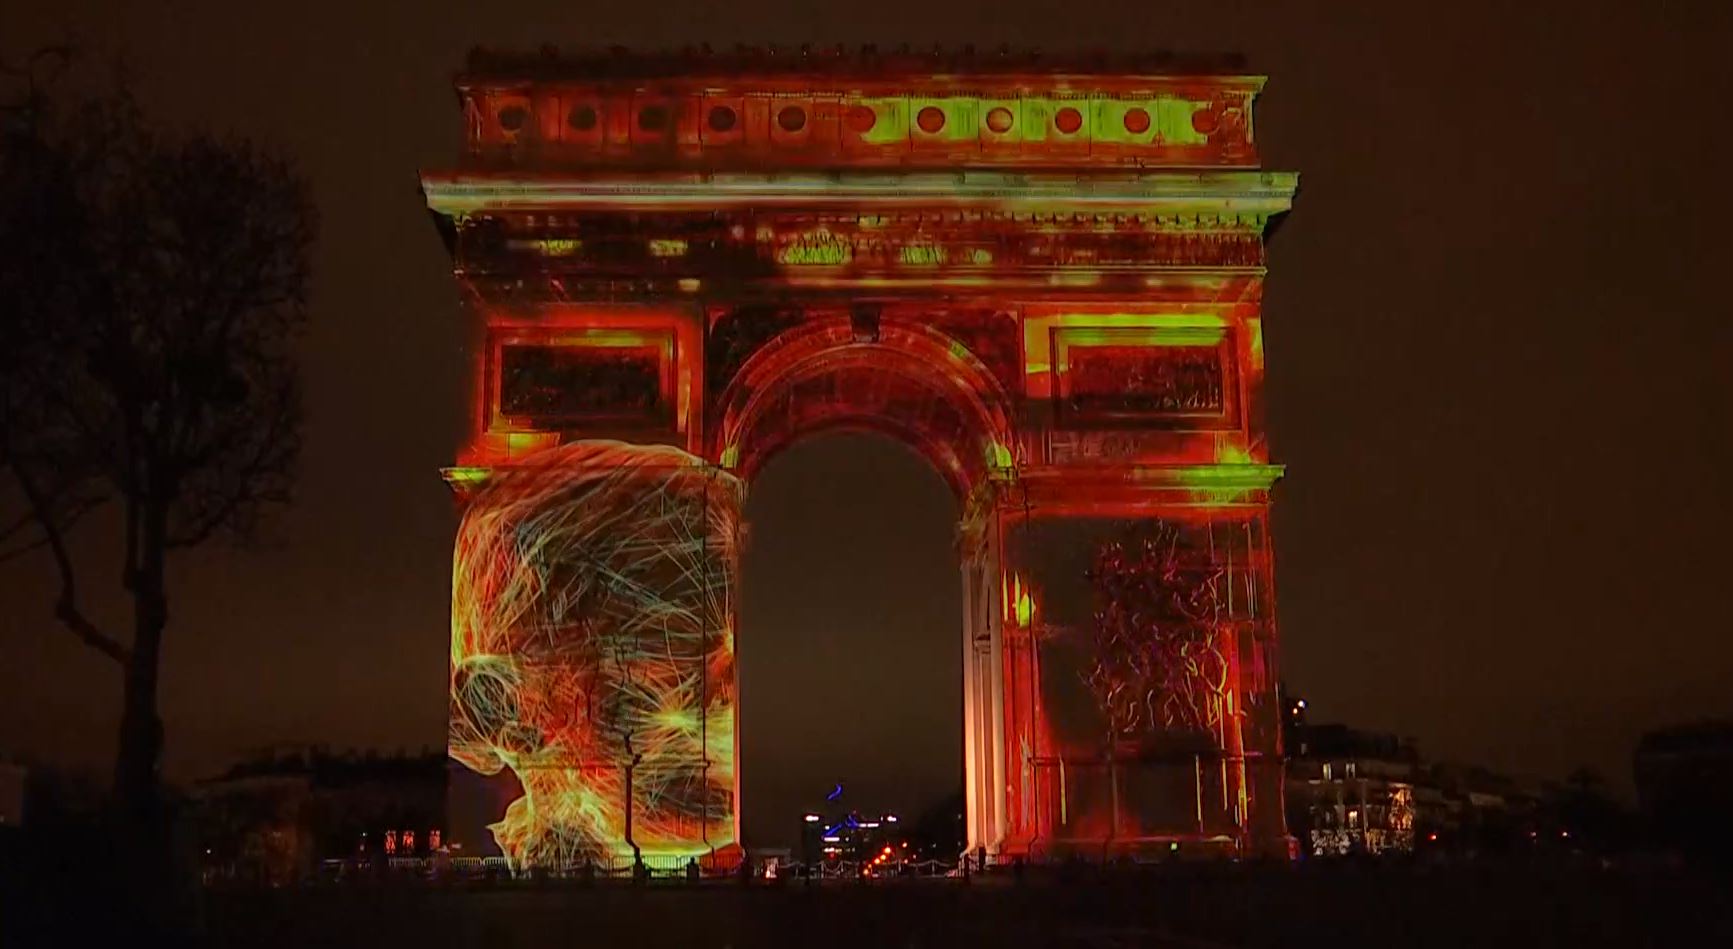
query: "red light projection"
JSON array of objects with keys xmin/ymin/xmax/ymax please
[
  {"xmin": 450, "ymin": 441, "xmax": 737, "ymax": 867},
  {"xmin": 425, "ymin": 46, "xmax": 1299, "ymax": 869}
]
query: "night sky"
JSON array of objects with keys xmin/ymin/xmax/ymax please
[{"xmin": 4, "ymin": 1, "xmax": 1729, "ymax": 845}]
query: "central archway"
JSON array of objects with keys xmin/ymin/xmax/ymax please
[
  {"xmin": 716, "ymin": 314, "xmax": 1017, "ymax": 854},
  {"xmin": 713, "ymin": 315, "xmax": 1017, "ymax": 498},
  {"xmin": 736, "ymin": 431, "xmax": 962, "ymax": 851}
]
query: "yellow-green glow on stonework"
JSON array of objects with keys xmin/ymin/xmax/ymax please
[
  {"xmin": 1090, "ymin": 99, "xmax": 1160, "ymax": 146},
  {"xmin": 1016, "ymin": 98, "xmax": 1093, "ymax": 143},
  {"xmin": 533, "ymin": 238, "xmax": 582, "ymax": 256},
  {"xmin": 854, "ymin": 98, "xmax": 910, "ymax": 145},
  {"xmin": 1158, "ymin": 98, "xmax": 1212, "ymax": 146},
  {"xmin": 444, "ymin": 466, "xmax": 491, "ymax": 489},
  {"xmin": 900, "ymin": 243, "xmax": 948, "ymax": 266},
  {"xmin": 648, "ymin": 238, "xmax": 688, "ymax": 257},
  {"xmin": 1060, "ymin": 327, "xmax": 1225, "ymax": 348},
  {"xmin": 1011, "ymin": 576, "xmax": 1037, "ymax": 627},
  {"xmin": 1215, "ymin": 444, "xmax": 1255, "ymax": 466},
  {"xmin": 1172, "ymin": 463, "xmax": 1284, "ymax": 506},
  {"xmin": 1053, "ymin": 313, "xmax": 1228, "ymax": 330},
  {"xmin": 421, "ymin": 171, "xmax": 1301, "ymax": 215},
  {"xmin": 651, "ymin": 704, "xmax": 700, "ymax": 737},
  {"xmin": 776, "ymin": 230, "xmax": 852, "ymax": 266},
  {"xmin": 505, "ymin": 432, "xmax": 559, "ymax": 456},
  {"xmin": 1047, "ymin": 273, "xmax": 1101, "ymax": 287},
  {"xmin": 910, "ymin": 97, "xmax": 980, "ymax": 143},
  {"xmin": 543, "ymin": 329, "xmax": 668, "ymax": 349}
]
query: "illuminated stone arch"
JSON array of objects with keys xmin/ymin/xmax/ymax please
[
  {"xmin": 713, "ymin": 315, "xmax": 1017, "ymax": 496},
  {"xmin": 426, "ymin": 47, "xmax": 1299, "ymax": 869}
]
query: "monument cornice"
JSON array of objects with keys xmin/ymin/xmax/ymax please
[
  {"xmin": 452, "ymin": 271, "xmax": 1268, "ymax": 304},
  {"xmin": 421, "ymin": 170, "xmax": 1299, "ymax": 217}
]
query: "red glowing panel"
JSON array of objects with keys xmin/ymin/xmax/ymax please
[{"xmin": 1062, "ymin": 346, "xmax": 1227, "ymax": 421}]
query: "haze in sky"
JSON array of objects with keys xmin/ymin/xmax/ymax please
[{"xmin": 3, "ymin": 1, "xmax": 1729, "ymax": 818}]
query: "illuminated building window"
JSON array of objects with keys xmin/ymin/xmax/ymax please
[
  {"xmin": 649, "ymin": 239, "xmax": 688, "ymax": 257},
  {"xmin": 1322, "ymin": 763, "xmax": 1333, "ymax": 781}
]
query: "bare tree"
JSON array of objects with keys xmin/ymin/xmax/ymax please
[{"xmin": 1, "ymin": 52, "xmax": 316, "ymax": 828}]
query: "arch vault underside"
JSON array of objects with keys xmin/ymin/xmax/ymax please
[{"xmin": 426, "ymin": 49, "xmax": 1299, "ymax": 868}]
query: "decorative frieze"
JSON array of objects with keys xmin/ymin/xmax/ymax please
[
  {"xmin": 498, "ymin": 344, "xmax": 663, "ymax": 423},
  {"xmin": 455, "ymin": 210, "xmax": 1268, "ymax": 280}
]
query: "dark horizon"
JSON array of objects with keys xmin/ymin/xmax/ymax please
[{"xmin": 4, "ymin": 0, "xmax": 1730, "ymax": 830}]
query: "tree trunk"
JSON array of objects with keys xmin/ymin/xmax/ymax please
[{"xmin": 114, "ymin": 500, "xmax": 167, "ymax": 826}]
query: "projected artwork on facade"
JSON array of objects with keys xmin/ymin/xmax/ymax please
[
  {"xmin": 423, "ymin": 47, "xmax": 1299, "ymax": 868},
  {"xmin": 449, "ymin": 442, "xmax": 738, "ymax": 865}
]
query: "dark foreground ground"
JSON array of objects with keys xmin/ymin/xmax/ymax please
[{"xmin": 8, "ymin": 862, "xmax": 1733, "ymax": 947}]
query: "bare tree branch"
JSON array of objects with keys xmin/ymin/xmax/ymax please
[
  {"xmin": 0, "ymin": 490, "xmax": 103, "ymax": 563},
  {"xmin": 10, "ymin": 461, "xmax": 128, "ymax": 665}
]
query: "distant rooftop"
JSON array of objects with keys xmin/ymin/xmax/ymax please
[
  {"xmin": 461, "ymin": 45, "xmax": 1252, "ymax": 81},
  {"xmin": 1637, "ymin": 719, "xmax": 1733, "ymax": 756}
]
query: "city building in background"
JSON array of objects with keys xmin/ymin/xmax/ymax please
[
  {"xmin": 188, "ymin": 746, "xmax": 445, "ymax": 884},
  {"xmin": 795, "ymin": 785, "xmax": 911, "ymax": 867},
  {"xmin": 1634, "ymin": 720, "xmax": 1733, "ymax": 867},
  {"xmin": 0, "ymin": 759, "xmax": 25, "ymax": 829},
  {"xmin": 1284, "ymin": 723, "xmax": 1422, "ymax": 856},
  {"xmin": 800, "ymin": 810, "xmax": 910, "ymax": 867},
  {"xmin": 1282, "ymin": 696, "xmax": 1561, "ymax": 859},
  {"xmin": 426, "ymin": 46, "xmax": 1300, "ymax": 871}
]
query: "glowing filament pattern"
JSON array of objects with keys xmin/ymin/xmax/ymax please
[
  {"xmin": 450, "ymin": 441, "xmax": 739, "ymax": 868},
  {"xmin": 1085, "ymin": 520, "xmax": 1232, "ymax": 739}
]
